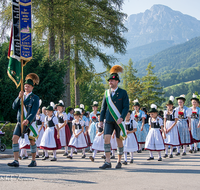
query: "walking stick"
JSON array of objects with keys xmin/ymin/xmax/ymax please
[{"xmin": 21, "ymin": 59, "xmax": 24, "ymax": 137}]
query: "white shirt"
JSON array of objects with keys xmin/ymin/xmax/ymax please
[
  {"xmin": 149, "ymin": 117, "xmax": 163, "ymax": 126},
  {"xmin": 24, "ymin": 92, "xmax": 32, "ymax": 100},
  {"xmin": 111, "ymin": 87, "xmax": 118, "ymax": 97},
  {"xmin": 72, "ymin": 119, "xmax": 84, "ymax": 126},
  {"xmin": 164, "ymin": 109, "xmax": 178, "ymax": 119},
  {"xmin": 56, "ymin": 112, "xmax": 68, "ymax": 121}
]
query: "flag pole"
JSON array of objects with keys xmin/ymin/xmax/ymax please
[{"xmin": 21, "ymin": 59, "xmax": 24, "ymax": 134}]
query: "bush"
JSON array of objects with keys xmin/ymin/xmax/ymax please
[{"xmin": 0, "ymin": 123, "xmax": 16, "ymax": 148}]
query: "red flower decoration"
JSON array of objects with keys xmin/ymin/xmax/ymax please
[
  {"xmin": 178, "ymin": 111, "xmax": 184, "ymax": 115},
  {"xmin": 112, "ymin": 76, "xmax": 115, "ymax": 78},
  {"xmin": 192, "ymin": 111, "xmax": 197, "ymax": 114},
  {"xmin": 135, "ymin": 114, "xmax": 138, "ymax": 118},
  {"xmin": 92, "ymin": 116, "xmax": 96, "ymax": 119}
]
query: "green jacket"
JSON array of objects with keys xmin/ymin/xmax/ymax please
[{"xmin": 100, "ymin": 87, "xmax": 129, "ymax": 122}]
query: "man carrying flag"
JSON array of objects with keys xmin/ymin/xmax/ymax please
[
  {"xmin": 99, "ymin": 65, "xmax": 129, "ymax": 169},
  {"xmin": 8, "ymin": 73, "xmax": 40, "ymax": 167}
]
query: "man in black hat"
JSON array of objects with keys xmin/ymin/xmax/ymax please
[
  {"xmin": 8, "ymin": 73, "xmax": 40, "ymax": 167},
  {"xmin": 99, "ymin": 65, "xmax": 129, "ymax": 169}
]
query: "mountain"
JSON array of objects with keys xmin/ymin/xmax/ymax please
[{"xmin": 125, "ymin": 4, "xmax": 200, "ymax": 50}]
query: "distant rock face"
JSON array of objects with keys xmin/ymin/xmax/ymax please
[{"xmin": 125, "ymin": 4, "xmax": 200, "ymax": 49}]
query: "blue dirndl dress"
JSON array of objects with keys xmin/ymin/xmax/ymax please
[{"xmin": 190, "ymin": 107, "xmax": 200, "ymax": 142}]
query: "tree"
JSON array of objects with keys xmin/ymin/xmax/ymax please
[{"xmin": 140, "ymin": 62, "xmax": 164, "ymax": 109}]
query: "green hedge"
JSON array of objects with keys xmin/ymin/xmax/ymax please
[{"xmin": 0, "ymin": 123, "xmax": 16, "ymax": 148}]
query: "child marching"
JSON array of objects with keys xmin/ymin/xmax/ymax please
[
  {"xmin": 123, "ymin": 110, "xmax": 138, "ymax": 165},
  {"xmin": 145, "ymin": 104, "xmax": 165, "ymax": 161},
  {"xmin": 163, "ymin": 96, "xmax": 180, "ymax": 158},
  {"xmin": 56, "ymin": 100, "xmax": 71, "ymax": 156},
  {"xmin": 67, "ymin": 108, "xmax": 88, "ymax": 159},
  {"xmin": 175, "ymin": 95, "xmax": 192, "ymax": 156},
  {"xmin": 40, "ymin": 105, "xmax": 61, "ymax": 161},
  {"xmin": 190, "ymin": 94, "xmax": 200, "ymax": 153},
  {"xmin": 131, "ymin": 99, "xmax": 146, "ymax": 153}
]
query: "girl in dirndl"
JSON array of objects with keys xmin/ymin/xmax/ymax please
[
  {"xmin": 35, "ymin": 100, "xmax": 45, "ymax": 158},
  {"xmin": 123, "ymin": 110, "xmax": 138, "ymax": 165},
  {"xmin": 67, "ymin": 108, "xmax": 74, "ymax": 136},
  {"xmin": 67, "ymin": 108, "xmax": 88, "ymax": 159},
  {"xmin": 56, "ymin": 100, "xmax": 71, "ymax": 156},
  {"xmin": 19, "ymin": 133, "xmax": 30, "ymax": 160},
  {"xmin": 190, "ymin": 94, "xmax": 200, "ymax": 153},
  {"xmin": 163, "ymin": 96, "xmax": 180, "ymax": 158},
  {"xmin": 145, "ymin": 104, "xmax": 165, "ymax": 161},
  {"xmin": 175, "ymin": 95, "xmax": 192, "ymax": 156},
  {"xmin": 89, "ymin": 115, "xmax": 105, "ymax": 162},
  {"xmin": 131, "ymin": 99, "xmax": 146, "ymax": 153},
  {"xmin": 40, "ymin": 105, "xmax": 61, "ymax": 161}
]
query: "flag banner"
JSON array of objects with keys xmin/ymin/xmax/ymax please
[
  {"xmin": 19, "ymin": 0, "xmax": 32, "ymax": 61},
  {"xmin": 12, "ymin": 0, "xmax": 20, "ymax": 57}
]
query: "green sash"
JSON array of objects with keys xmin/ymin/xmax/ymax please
[
  {"xmin": 23, "ymin": 106, "xmax": 39, "ymax": 140},
  {"xmin": 105, "ymin": 89, "xmax": 127, "ymax": 139}
]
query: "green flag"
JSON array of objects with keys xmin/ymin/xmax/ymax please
[{"xmin": 7, "ymin": 27, "xmax": 21, "ymax": 88}]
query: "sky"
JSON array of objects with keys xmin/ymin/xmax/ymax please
[{"xmin": 122, "ymin": 0, "xmax": 200, "ymax": 20}]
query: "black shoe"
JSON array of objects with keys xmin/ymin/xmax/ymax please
[
  {"xmin": 175, "ymin": 152, "xmax": 180, "ymax": 156},
  {"xmin": 101, "ymin": 155, "xmax": 106, "ymax": 159},
  {"xmin": 163, "ymin": 154, "xmax": 168, "ymax": 158},
  {"xmin": 158, "ymin": 157, "xmax": 162, "ymax": 161},
  {"xmin": 123, "ymin": 161, "xmax": 127, "ymax": 165},
  {"xmin": 115, "ymin": 162, "xmax": 122, "ymax": 169},
  {"xmin": 169, "ymin": 154, "xmax": 173, "ymax": 158},
  {"xmin": 81, "ymin": 154, "xmax": 86, "ymax": 158},
  {"xmin": 189, "ymin": 149, "xmax": 193, "ymax": 153},
  {"xmin": 99, "ymin": 162, "xmax": 111, "ymax": 169},
  {"xmin": 182, "ymin": 152, "xmax": 186, "ymax": 156},
  {"xmin": 22, "ymin": 156, "xmax": 28, "ymax": 160},
  {"xmin": 42, "ymin": 156, "xmax": 49, "ymax": 160},
  {"xmin": 194, "ymin": 150, "xmax": 197, "ymax": 153},
  {"xmin": 137, "ymin": 150, "xmax": 142, "ymax": 153},
  {"xmin": 142, "ymin": 148, "xmax": 145, "ymax": 151},
  {"xmin": 89, "ymin": 156, "xmax": 94, "ymax": 162},
  {"xmin": 127, "ymin": 152, "xmax": 130, "ymax": 155},
  {"xmin": 28, "ymin": 161, "xmax": 37, "ymax": 167},
  {"xmin": 73, "ymin": 151, "xmax": 77, "ymax": 154},
  {"xmin": 7, "ymin": 160, "xmax": 19, "ymax": 167},
  {"xmin": 19, "ymin": 156, "xmax": 22, "ymax": 160},
  {"xmin": 42, "ymin": 152, "xmax": 45, "ymax": 157},
  {"xmin": 88, "ymin": 150, "xmax": 93, "ymax": 153},
  {"xmin": 173, "ymin": 148, "xmax": 177, "ymax": 152},
  {"xmin": 67, "ymin": 155, "xmax": 73, "ymax": 159},
  {"xmin": 130, "ymin": 159, "xmax": 133, "ymax": 163},
  {"xmin": 35, "ymin": 155, "xmax": 39, "ymax": 158},
  {"xmin": 63, "ymin": 152, "xmax": 68, "ymax": 156},
  {"xmin": 147, "ymin": 157, "xmax": 154, "ymax": 160},
  {"xmin": 51, "ymin": 157, "xmax": 57, "ymax": 161},
  {"xmin": 110, "ymin": 156, "xmax": 115, "ymax": 159},
  {"xmin": 110, "ymin": 152, "xmax": 112, "ymax": 155}
]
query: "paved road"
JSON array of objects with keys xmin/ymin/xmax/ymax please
[{"xmin": 0, "ymin": 148, "xmax": 200, "ymax": 190}]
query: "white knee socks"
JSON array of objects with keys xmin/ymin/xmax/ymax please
[
  {"xmin": 70, "ymin": 148, "xmax": 74, "ymax": 157},
  {"xmin": 130, "ymin": 152, "xmax": 134, "ymax": 160},
  {"xmin": 112, "ymin": 150, "xmax": 115, "ymax": 156},
  {"xmin": 53, "ymin": 150, "xmax": 56, "ymax": 158},
  {"xmin": 45, "ymin": 150, "xmax": 49, "ymax": 157},
  {"xmin": 65, "ymin": 146, "xmax": 68, "ymax": 153},
  {"xmin": 124, "ymin": 152, "xmax": 127, "ymax": 161},
  {"xmin": 90, "ymin": 146, "xmax": 93, "ymax": 151},
  {"xmin": 150, "ymin": 151, "xmax": 153, "ymax": 158},
  {"xmin": 165, "ymin": 145, "xmax": 168, "ymax": 154},
  {"xmin": 93, "ymin": 150, "xmax": 97, "ymax": 158},
  {"xmin": 158, "ymin": 151, "xmax": 161, "ymax": 158},
  {"xmin": 170, "ymin": 146, "xmax": 173, "ymax": 155},
  {"xmin": 183, "ymin": 145, "xmax": 186, "ymax": 153},
  {"xmin": 177, "ymin": 146, "xmax": 180, "ymax": 153},
  {"xmin": 82, "ymin": 148, "xmax": 85, "ymax": 155}
]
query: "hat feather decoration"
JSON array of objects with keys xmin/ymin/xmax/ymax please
[
  {"xmin": 180, "ymin": 94, "xmax": 185, "ymax": 98},
  {"xmin": 74, "ymin": 108, "xmax": 82, "ymax": 114},
  {"xmin": 151, "ymin": 104, "xmax": 157, "ymax": 109},
  {"xmin": 133, "ymin": 99, "xmax": 139, "ymax": 103},
  {"xmin": 80, "ymin": 104, "xmax": 84, "ymax": 109},
  {"xmin": 192, "ymin": 93, "xmax": 197, "ymax": 98},
  {"xmin": 110, "ymin": 65, "xmax": 123, "ymax": 74},
  {"xmin": 25, "ymin": 73, "xmax": 39, "ymax": 85},
  {"xmin": 169, "ymin": 96, "xmax": 174, "ymax": 102},
  {"xmin": 59, "ymin": 100, "xmax": 64, "ymax": 105},
  {"xmin": 93, "ymin": 101, "xmax": 98, "ymax": 105},
  {"xmin": 39, "ymin": 99, "xmax": 42, "ymax": 107},
  {"xmin": 50, "ymin": 102, "xmax": 55, "ymax": 108}
]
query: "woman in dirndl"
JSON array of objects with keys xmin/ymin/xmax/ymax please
[
  {"xmin": 145, "ymin": 104, "xmax": 165, "ymax": 161},
  {"xmin": 40, "ymin": 105, "xmax": 61, "ymax": 161},
  {"xmin": 163, "ymin": 96, "xmax": 180, "ymax": 158},
  {"xmin": 190, "ymin": 94, "xmax": 200, "ymax": 153},
  {"xmin": 67, "ymin": 108, "xmax": 88, "ymax": 159},
  {"xmin": 175, "ymin": 95, "xmax": 192, "ymax": 156},
  {"xmin": 123, "ymin": 110, "xmax": 138, "ymax": 165},
  {"xmin": 56, "ymin": 100, "xmax": 71, "ymax": 156}
]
